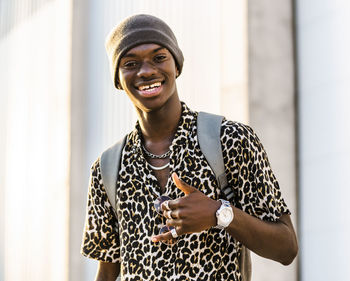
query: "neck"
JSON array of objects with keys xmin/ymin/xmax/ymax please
[{"xmin": 136, "ymin": 96, "xmax": 182, "ymax": 148}]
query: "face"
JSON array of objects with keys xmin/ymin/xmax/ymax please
[{"xmin": 118, "ymin": 43, "xmax": 179, "ymax": 112}]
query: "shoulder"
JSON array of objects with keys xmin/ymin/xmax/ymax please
[
  {"xmin": 221, "ymin": 118, "xmax": 256, "ymax": 141},
  {"xmin": 90, "ymin": 157, "xmax": 101, "ymax": 175},
  {"xmin": 98, "ymin": 131, "xmax": 135, "ymax": 168},
  {"xmin": 220, "ymin": 118, "xmax": 266, "ymax": 160}
]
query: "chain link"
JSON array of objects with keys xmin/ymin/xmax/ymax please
[{"xmin": 142, "ymin": 145, "xmax": 171, "ymax": 159}]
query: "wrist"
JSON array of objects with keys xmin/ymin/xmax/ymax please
[
  {"xmin": 215, "ymin": 199, "xmax": 234, "ymax": 229},
  {"xmin": 210, "ymin": 200, "xmax": 222, "ymax": 227}
]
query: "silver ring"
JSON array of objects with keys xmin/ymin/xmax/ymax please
[
  {"xmin": 163, "ymin": 200, "xmax": 170, "ymax": 211},
  {"xmin": 170, "ymin": 228, "xmax": 178, "ymax": 238},
  {"xmin": 166, "ymin": 210, "xmax": 173, "ymax": 219}
]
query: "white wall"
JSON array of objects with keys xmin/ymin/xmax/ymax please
[
  {"xmin": 0, "ymin": 0, "xmax": 72, "ymax": 280},
  {"xmin": 296, "ymin": 0, "xmax": 350, "ymax": 280}
]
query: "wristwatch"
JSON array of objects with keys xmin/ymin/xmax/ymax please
[{"xmin": 216, "ymin": 199, "xmax": 234, "ymax": 229}]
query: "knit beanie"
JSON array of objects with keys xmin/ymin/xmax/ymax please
[{"xmin": 105, "ymin": 14, "xmax": 184, "ymax": 89}]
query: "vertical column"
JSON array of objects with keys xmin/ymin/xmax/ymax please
[
  {"xmin": 248, "ymin": 1, "xmax": 298, "ymax": 281},
  {"xmin": 2, "ymin": 0, "xmax": 72, "ymax": 280},
  {"xmin": 69, "ymin": 0, "xmax": 90, "ymax": 280},
  {"xmin": 0, "ymin": 45, "xmax": 8, "ymax": 281},
  {"xmin": 0, "ymin": 10, "xmax": 9, "ymax": 278},
  {"xmin": 296, "ymin": 0, "xmax": 350, "ymax": 280},
  {"xmin": 220, "ymin": 0, "xmax": 249, "ymax": 123}
]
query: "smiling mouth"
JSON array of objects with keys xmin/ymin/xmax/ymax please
[{"xmin": 137, "ymin": 81, "xmax": 162, "ymax": 91}]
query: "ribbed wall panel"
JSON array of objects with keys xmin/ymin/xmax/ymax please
[
  {"xmin": 0, "ymin": 0, "xmax": 71, "ymax": 280},
  {"xmin": 297, "ymin": 0, "xmax": 350, "ymax": 280},
  {"xmin": 0, "ymin": 0, "xmax": 54, "ymax": 38}
]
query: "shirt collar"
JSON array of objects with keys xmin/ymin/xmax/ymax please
[{"xmin": 129, "ymin": 102, "xmax": 196, "ymax": 155}]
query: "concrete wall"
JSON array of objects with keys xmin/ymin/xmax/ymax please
[
  {"xmin": 248, "ymin": 1, "xmax": 298, "ymax": 281},
  {"xmin": 296, "ymin": 0, "xmax": 350, "ymax": 280}
]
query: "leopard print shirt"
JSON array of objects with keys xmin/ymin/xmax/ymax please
[{"xmin": 81, "ymin": 103, "xmax": 290, "ymax": 281}]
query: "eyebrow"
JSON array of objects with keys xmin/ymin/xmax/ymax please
[{"xmin": 122, "ymin": 46, "xmax": 166, "ymax": 58}]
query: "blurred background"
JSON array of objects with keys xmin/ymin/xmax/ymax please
[{"xmin": 0, "ymin": 0, "xmax": 349, "ymax": 280}]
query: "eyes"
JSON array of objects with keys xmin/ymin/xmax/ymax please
[
  {"xmin": 121, "ymin": 54, "xmax": 168, "ymax": 69},
  {"xmin": 154, "ymin": 54, "xmax": 167, "ymax": 63},
  {"xmin": 122, "ymin": 60, "xmax": 138, "ymax": 68}
]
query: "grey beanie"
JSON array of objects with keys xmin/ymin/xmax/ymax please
[{"xmin": 105, "ymin": 14, "xmax": 184, "ymax": 89}]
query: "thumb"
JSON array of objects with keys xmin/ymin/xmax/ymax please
[{"xmin": 172, "ymin": 173, "xmax": 197, "ymax": 195}]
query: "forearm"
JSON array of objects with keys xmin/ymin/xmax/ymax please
[
  {"xmin": 95, "ymin": 261, "xmax": 120, "ymax": 281},
  {"xmin": 226, "ymin": 207, "xmax": 298, "ymax": 265}
]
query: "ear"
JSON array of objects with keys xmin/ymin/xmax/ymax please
[
  {"xmin": 116, "ymin": 82, "xmax": 123, "ymax": 90},
  {"xmin": 116, "ymin": 72, "xmax": 123, "ymax": 90},
  {"xmin": 176, "ymin": 67, "xmax": 179, "ymax": 78}
]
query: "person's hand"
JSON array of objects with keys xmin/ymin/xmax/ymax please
[{"xmin": 151, "ymin": 172, "xmax": 221, "ymax": 243}]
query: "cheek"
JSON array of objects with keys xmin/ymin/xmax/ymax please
[{"xmin": 118, "ymin": 70, "xmax": 131, "ymax": 89}]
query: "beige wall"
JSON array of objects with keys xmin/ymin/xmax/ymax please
[{"xmin": 248, "ymin": 1, "xmax": 298, "ymax": 281}]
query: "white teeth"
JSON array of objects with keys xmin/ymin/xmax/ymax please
[{"xmin": 138, "ymin": 82, "xmax": 161, "ymax": 91}]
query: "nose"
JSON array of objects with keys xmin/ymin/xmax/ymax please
[{"xmin": 137, "ymin": 61, "xmax": 157, "ymax": 78}]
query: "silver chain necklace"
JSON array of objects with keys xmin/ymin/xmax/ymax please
[
  {"xmin": 142, "ymin": 144, "xmax": 171, "ymax": 159},
  {"xmin": 147, "ymin": 162, "xmax": 170, "ymax": 170}
]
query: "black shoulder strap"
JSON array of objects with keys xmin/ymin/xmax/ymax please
[{"xmin": 100, "ymin": 135, "xmax": 127, "ymax": 212}]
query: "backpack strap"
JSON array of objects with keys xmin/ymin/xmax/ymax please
[
  {"xmin": 197, "ymin": 112, "xmax": 234, "ymax": 200},
  {"xmin": 100, "ymin": 135, "xmax": 127, "ymax": 213},
  {"xmin": 197, "ymin": 111, "xmax": 251, "ymax": 281}
]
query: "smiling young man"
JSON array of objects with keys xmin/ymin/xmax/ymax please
[{"xmin": 81, "ymin": 14, "xmax": 298, "ymax": 281}]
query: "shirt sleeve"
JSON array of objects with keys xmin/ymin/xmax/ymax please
[
  {"xmin": 80, "ymin": 158, "xmax": 121, "ymax": 262},
  {"xmin": 221, "ymin": 119, "xmax": 290, "ymax": 221}
]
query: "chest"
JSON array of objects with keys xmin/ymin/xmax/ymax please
[
  {"xmin": 147, "ymin": 158, "xmax": 170, "ymax": 193},
  {"xmin": 119, "ymin": 140, "xmax": 222, "ymax": 202}
]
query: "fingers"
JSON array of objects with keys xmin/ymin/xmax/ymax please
[
  {"xmin": 163, "ymin": 205, "xmax": 180, "ymax": 221},
  {"xmin": 151, "ymin": 231, "xmax": 173, "ymax": 243},
  {"xmin": 161, "ymin": 198, "xmax": 181, "ymax": 212},
  {"xmin": 164, "ymin": 210, "xmax": 173, "ymax": 220},
  {"xmin": 172, "ymin": 173, "xmax": 197, "ymax": 195},
  {"xmin": 159, "ymin": 173, "xmax": 199, "ymax": 213},
  {"xmin": 153, "ymin": 174, "xmax": 201, "ymax": 244},
  {"xmin": 166, "ymin": 218, "xmax": 183, "ymax": 227},
  {"xmin": 161, "ymin": 200, "xmax": 171, "ymax": 211},
  {"xmin": 152, "ymin": 227, "xmax": 180, "ymax": 243}
]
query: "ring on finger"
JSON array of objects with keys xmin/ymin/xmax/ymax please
[
  {"xmin": 170, "ymin": 228, "xmax": 178, "ymax": 238},
  {"xmin": 166, "ymin": 210, "xmax": 173, "ymax": 219},
  {"xmin": 162, "ymin": 200, "xmax": 171, "ymax": 211}
]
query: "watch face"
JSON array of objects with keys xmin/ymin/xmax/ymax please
[{"xmin": 221, "ymin": 209, "xmax": 233, "ymax": 223}]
